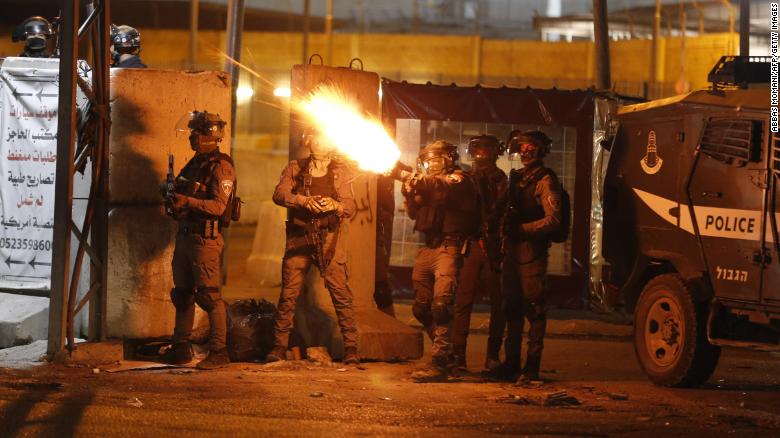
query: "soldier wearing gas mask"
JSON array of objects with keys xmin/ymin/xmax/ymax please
[
  {"xmin": 266, "ymin": 127, "xmax": 360, "ymax": 365},
  {"xmin": 451, "ymin": 135, "xmax": 508, "ymax": 373},
  {"xmin": 161, "ymin": 111, "xmax": 236, "ymax": 370},
  {"xmin": 489, "ymin": 130, "xmax": 563, "ymax": 384},
  {"xmin": 12, "ymin": 17, "xmax": 55, "ymax": 58},
  {"xmin": 110, "ymin": 24, "xmax": 147, "ymax": 68},
  {"xmin": 393, "ymin": 140, "xmax": 480, "ymax": 382}
]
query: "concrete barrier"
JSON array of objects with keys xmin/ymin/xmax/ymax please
[{"xmin": 106, "ymin": 69, "xmax": 230, "ymax": 340}]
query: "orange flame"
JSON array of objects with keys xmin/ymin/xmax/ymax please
[{"xmin": 294, "ymin": 84, "xmax": 400, "ymax": 173}]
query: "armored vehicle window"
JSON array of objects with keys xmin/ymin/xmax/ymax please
[{"xmin": 699, "ymin": 118, "xmax": 762, "ymax": 166}]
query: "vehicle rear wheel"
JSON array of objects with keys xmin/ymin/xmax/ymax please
[{"xmin": 633, "ymin": 274, "xmax": 720, "ymax": 387}]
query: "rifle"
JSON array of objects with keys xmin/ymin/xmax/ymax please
[{"xmin": 165, "ymin": 152, "xmax": 176, "ymax": 217}]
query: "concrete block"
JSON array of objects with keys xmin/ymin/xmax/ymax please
[
  {"xmin": 106, "ymin": 206, "xmax": 208, "ymax": 340},
  {"xmin": 54, "ymin": 340, "xmax": 123, "ymax": 366},
  {"xmin": 106, "ymin": 69, "xmax": 231, "ymax": 341},
  {"xmin": 109, "ymin": 69, "xmax": 232, "ymax": 204},
  {"xmin": 246, "ymin": 200, "xmax": 287, "ymax": 286},
  {"xmin": 0, "ymin": 293, "xmax": 49, "ymax": 348},
  {"xmin": 265, "ymin": 64, "xmax": 423, "ymax": 361},
  {"xmin": 231, "ymin": 148, "xmax": 288, "ymax": 226}
]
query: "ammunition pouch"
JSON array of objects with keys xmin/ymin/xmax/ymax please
[{"xmin": 179, "ymin": 220, "xmax": 221, "ymax": 239}]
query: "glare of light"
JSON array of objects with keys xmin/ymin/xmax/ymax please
[
  {"xmin": 273, "ymin": 87, "xmax": 291, "ymax": 98},
  {"xmin": 294, "ymin": 84, "xmax": 400, "ymax": 173},
  {"xmin": 378, "ymin": 87, "xmax": 383, "ymax": 98},
  {"xmin": 236, "ymin": 85, "xmax": 254, "ymax": 103}
]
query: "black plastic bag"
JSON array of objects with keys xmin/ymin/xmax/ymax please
[{"xmin": 227, "ymin": 299, "xmax": 276, "ymax": 362}]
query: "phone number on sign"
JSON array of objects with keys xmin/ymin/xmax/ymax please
[{"xmin": 0, "ymin": 238, "xmax": 52, "ymax": 251}]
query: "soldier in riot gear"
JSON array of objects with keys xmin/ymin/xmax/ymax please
[
  {"xmin": 489, "ymin": 130, "xmax": 563, "ymax": 384},
  {"xmin": 451, "ymin": 135, "xmax": 508, "ymax": 372},
  {"xmin": 266, "ymin": 127, "xmax": 360, "ymax": 365},
  {"xmin": 161, "ymin": 111, "xmax": 236, "ymax": 370},
  {"xmin": 394, "ymin": 140, "xmax": 480, "ymax": 382},
  {"xmin": 12, "ymin": 16, "xmax": 55, "ymax": 58},
  {"xmin": 110, "ymin": 24, "xmax": 147, "ymax": 68}
]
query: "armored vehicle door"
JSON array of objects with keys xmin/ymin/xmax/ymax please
[
  {"xmin": 688, "ymin": 117, "xmax": 766, "ymax": 302},
  {"xmin": 764, "ymin": 133, "xmax": 780, "ymax": 305}
]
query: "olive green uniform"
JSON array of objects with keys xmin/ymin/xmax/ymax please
[
  {"xmin": 405, "ymin": 168, "xmax": 480, "ymax": 362},
  {"xmin": 501, "ymin": 161, "xmax": 562, "ymax": 376},
  {"xmin": 170, "ymin": 150, "xmax": 235, "ymax": 352},
  {"xmin": 452, "ymin": 165, "xmax": 508, "ymax": 362},
  {"xmin": 271, "ymin": 158, "xmax": 358, "ymax": 352}
]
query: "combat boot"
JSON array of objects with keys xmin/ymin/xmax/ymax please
[
  {"xmin": 483, "ymin": 357, "xmax": 501, "ymax": 372},
  {"xmin": 448, "ymin": 345, "xmax": 467, "ymax": 373},
  {"xmin": 265, "ymin": 346, "xmax": 287, "ymax": 363},
  {"xmin": 411, "ymin": 356, "xmax": 449, "ymax": 383},
  {"xmin": 161, "ymin": 342, "xmax": 192, "ymax": 365},
  {"xmin": 196, "ymin": 348, "xmax": 230, "ymax": 370},
  {"xmin": 343, "ymin": 347, "xmax": 360, "ymax": 365},
  {"xmin": 483, "ymin": 362, "xmax": 520, "ymax": 382}
]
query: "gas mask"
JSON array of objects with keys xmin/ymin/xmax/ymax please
[{"xmin": 26, "ymin": 34, "xmax": 47, "ymax": 51}]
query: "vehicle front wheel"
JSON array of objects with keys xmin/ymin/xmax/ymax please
[{"xmin": 633, "ymin": 274, "xmax": 720, "ymax": 387}]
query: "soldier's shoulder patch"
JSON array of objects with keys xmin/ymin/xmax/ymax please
[
  {"xmin": 221, "ymin": 180, "xmax": 233, "ymax": 196},
  {"xmin": 446, "ymin": 173, "xmax": 463, "ymax": 183}
]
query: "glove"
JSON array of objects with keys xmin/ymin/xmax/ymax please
[
  {"xmin": 170, "ymin": 193, "xmax": 189, "ymax": 210},
  {"xmin": 317, "ymin": 197, "xmax": 343, "ymax": 213},
  {"xmin": 303, "ymin": 196, "xmax": 326, "ymax": 213}
]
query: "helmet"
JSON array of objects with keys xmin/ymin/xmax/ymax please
[
  {"xmin": 176, "ymin": 111, "xmax": 226, "ymax": 152},
  {"xmin": 466, "ymin": 134, "xmax": 503, "ymax": 162},
  {"xmin": 12, "ymin": 16, "xmax": 54, "ymax": 43},
  {"xmin": 110, "ymin": 25, "xmax": 141, "ymax": 54},
  {"xmin": 506, "ymin": 130, "xmax": 552, "ymax": 161},
  {"xmin": 418, "ymin": 140, "xmax": 459, "ymax": 175}
]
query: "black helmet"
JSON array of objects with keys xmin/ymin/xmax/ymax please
[
  {"xmin": 110, "ymin": 24, "xmax": 141, "ymax": 53},
  {"xmin": 506, "ymin": 130, "xmax": 552, "ymax": 161},
  {"xmin": 176, "ymin": 111, "xmax": 226, "ymax": 140},
  {"xmin": 467, "ymin": 134, "xmax": 503, "ymax": 161},
  {"xmin": 418, "ymin": 140, "xmax": 459, "ymax": 174},
  {"xmin": 12, "ymin": 16, "xmax": 54, "ymax": 42}
]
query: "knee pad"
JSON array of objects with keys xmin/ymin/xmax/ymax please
[
  {"xmin": 431, "ymin": 302, "xmax": 451, "ymax": 325},
  {"xmin": 373, "ymin": 282, "xmax": 394, "ymax": 309},
  {"xmin": 194, "ymin": 287, "xmax": 220, "ymax": 312},
  {"xmin": 170, "ymin": 288, "xmax": 194, "ymax": 311},
  {"xmin": 412, "ymin": 301, "xmax": 432, "ymax": 326}
]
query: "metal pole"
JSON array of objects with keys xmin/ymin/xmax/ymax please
[
  {"xmin": 740, "ymin": 0, "xmax": 750, "ymax": 56},
  {"xmin": 190, "ymin": 0, "xmax": 199, "ymax": 69},
  {"xmin": 326, "ymin": 0, "xmax": 333, "ymax": 65},
  {"xmin": 302, "ymin": 0, "xmax": 310, "ymax": 65},
  {"xmin": 650, "ymin": 0, "xmax": 661, "ymax": 88},
  {"xmin": 226, "ymin": 0, "xmax": 245, "ymax": 145},
  {"xmin": 49, "ymin": 0, "xmax": 79, "ymax": 358},
  {"xmin": 593, "ymin": 0, "xmax": 611, "ymax": 90}
]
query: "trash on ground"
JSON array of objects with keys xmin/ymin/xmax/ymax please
[
  {"xmin": 126, "ymin": 397, "xmax": 143, "ymax": 408},
  {"xmin": 309, "ymin": 392, "xmax": 324, "ymax": 398},
  {"xmin": 306, "ymin": 347, "xmax": 333, "ymax": 366}
]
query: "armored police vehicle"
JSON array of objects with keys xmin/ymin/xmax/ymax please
[{"xmin": 603, "ymin": 57, "xmax": 779, "ymax": 387}]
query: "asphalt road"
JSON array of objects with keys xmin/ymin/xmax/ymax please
[{"xmin": 1, "ymin": 334, "xmax": 779, "ymax": 437}]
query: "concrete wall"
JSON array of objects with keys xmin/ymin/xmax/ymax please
[
  {"xmin": 106, "ymin": 69, "xmax": 231, "ymax": 340},
  {"xmin": 0, "ymin": 31, "xmax": 738, "ymax": 93}
]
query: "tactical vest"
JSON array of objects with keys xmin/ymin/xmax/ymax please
[
  {"xmin": 290, "ymin": 158, "xmax": 340, "ymax": 230},
  {"xmin": 413, "ymin": 170, "xmax": 480, "ymax": 244},
  {"xmin": 175, "ymin": 150, "xmax": 234, "ymax": 222},
  {"xmin": 507, "ymin": 164, "xmax": 548, "ymax": 226}
]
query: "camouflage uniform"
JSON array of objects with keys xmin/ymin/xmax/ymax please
[
  {"xmin": 501, "ymin": 161, "xmax": 562, "ymax": 378},
  {"xmin": 170, "ymin": 149, "xmax": 236, "ymax": 352},
  {"xmin": 405, "ymin": 168, "xmax": 480, "ymax": 365},
  {"xmin": 271, "ymin": 158, "xmax": 358, "ymax": 353},
  {"xmin": 452, "ymin": 164, "xmax": 507, "ymax": 366}
]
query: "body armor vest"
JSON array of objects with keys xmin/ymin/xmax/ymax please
[
  {"xmin": 175, "ymin": 150, "xmax": 232, "ymax": 222},
  {"xmin": 290, "ymin": 158, "xmax": 340, "ymax": 230},
  {"xmin": 507, "ymin": 164, "xmax": 548, "ymax": 226},
  {"xmin": 413, "ymin": 170, "xmax": 480, "ymax": 244}
]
